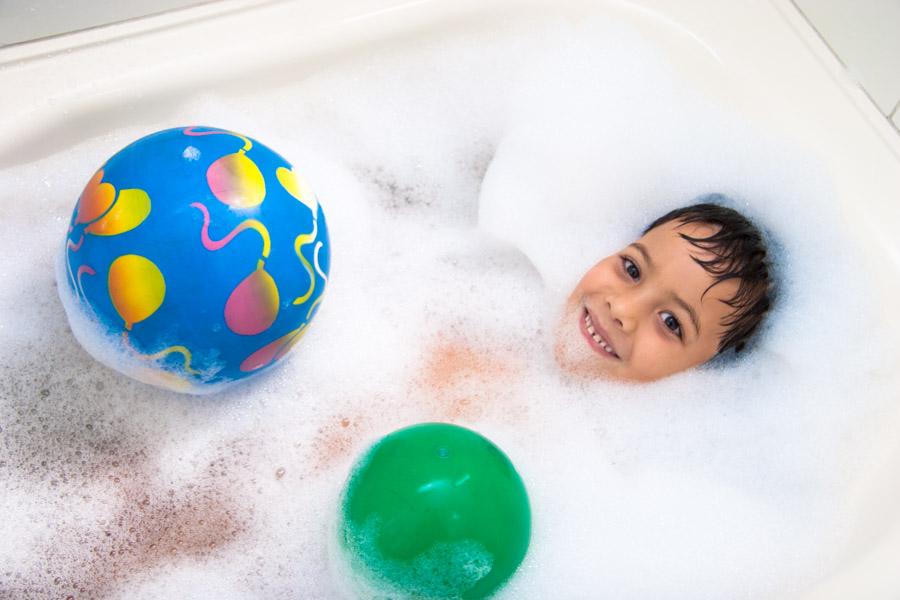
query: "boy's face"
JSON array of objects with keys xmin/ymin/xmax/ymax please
[{"xmin": 555, "ymin": 220, "xmax": 739, "ymax": 382}]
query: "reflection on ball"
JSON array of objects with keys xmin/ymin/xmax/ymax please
[
  {"xmin": 339, "ymin": 423, "xmax": 531, "ymax": 599},
  {"xmin": 59, "ymin": 126, "xmax": 330, "ymax": 394}
]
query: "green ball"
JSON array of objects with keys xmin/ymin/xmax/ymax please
[{"xmin": 338, "ymin": 423, "xmax": 531, "ymax": 599}]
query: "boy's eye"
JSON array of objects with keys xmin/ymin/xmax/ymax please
[
  {"xmin": 660, "ymin": 311, "xmax": 683, "ymax": 339},
  {"xmin": 622, "ymin": 257, "xmax": 640, "ymax": 281}
]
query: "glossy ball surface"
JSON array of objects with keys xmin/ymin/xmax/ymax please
[
  {"xmin": 59, "ymin": 126, "xmax": 329, "ymax": 394},
  {"xmin": 339, "ymin": 423, "xmax": 531, "ymax": 599}
]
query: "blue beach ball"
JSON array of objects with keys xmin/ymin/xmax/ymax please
[{"xmin": 58, "ymin": 126, "xmax": 330, "ymax": 394}]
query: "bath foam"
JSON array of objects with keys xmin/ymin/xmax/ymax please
[
  {"xmin": 339, "ymin": 518, "xmax": 495, "ymax": 599},
  {"xmin": 0, "ymin": 13, "xmax": 898, "ymax": 600}
]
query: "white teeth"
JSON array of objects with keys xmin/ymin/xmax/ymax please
[{"xmin": 584, "ymin": 311, "xmax": 616, "ymax": 356}]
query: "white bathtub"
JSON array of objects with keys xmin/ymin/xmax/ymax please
[{"xmin": 2, "ymin": 0, "xmax": 899, "ymax": 597}]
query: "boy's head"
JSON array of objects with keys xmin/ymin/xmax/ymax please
[{"xmin": 555, "ymin": 200, "xmax": 772, "ymax": 382}]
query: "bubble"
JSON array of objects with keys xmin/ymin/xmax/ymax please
[{"xmin": 1, "ymin": 13, "xmax": 897, "ymax": 600}]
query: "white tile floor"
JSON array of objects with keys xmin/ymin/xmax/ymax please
[{"xmin": 793, "ymin": 0, "xmax": 900, "ymax": 133}]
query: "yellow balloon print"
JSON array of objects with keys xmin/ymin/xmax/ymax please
[
  {"xmin": 85, "ymin": 188, "xmax": 151, "ymax": 236},
  {"xmin": 276, "ymin": 166, "xmax": 317, "ymax": 214},
  {"xmin": 108, "ymin": 254, "xmax": 165, "ymax": 330},
  {"xmin": 208, "ymin": 152, "xmax": 266, "ymax": 208}
]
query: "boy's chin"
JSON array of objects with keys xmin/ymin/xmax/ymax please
[{"xmin": 553, "ymin": 311, "xmax": 616, "ymax": 380}]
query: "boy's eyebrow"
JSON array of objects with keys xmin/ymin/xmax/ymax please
[
  {"xmin": 629, "ymin": 243, "xmax": 653, "ymax": 267},
  {"xmin": 674, "ymin": 295, "xmax": 701, "ymax": 336}
]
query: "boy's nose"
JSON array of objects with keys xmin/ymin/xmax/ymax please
[
  {"xmin": 607, "ymin": 299, "xmax": 634, "ymax": 332},
  {"xmin": 607, "ymin": 288, "xmax": 649, "ymax": 333}
]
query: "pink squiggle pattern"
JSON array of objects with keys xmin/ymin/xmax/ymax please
[
  {"xmin": 67, "ymin": 234, "xmax": 85, "ymax": 252},
  {"xmin": 76, "ymin": 265, "xmax": 96, "ymax": 298},
  {"xmin": 182, "ymin": 126, "xmax": 252, "ymax": 152},
  {"xmin": 190, "ymin": 202, "xmax": 271, "ymax": 258}
]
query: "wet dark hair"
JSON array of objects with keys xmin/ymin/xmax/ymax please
[{"xmin": 643, "ymin": 197, "xmax": 772, "ymax": 354}]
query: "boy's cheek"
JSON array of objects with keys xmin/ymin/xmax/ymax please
[
  {"xmin": 573, "ymin": 263, "xmax": 613, "ymax": 296},
  {"xmin": 627, "ymin": 340, "xmax": 678, "ymax": 381},
  {"xmin": 629, "ymin": 343, "xmax": 705, "ymax": 382}
]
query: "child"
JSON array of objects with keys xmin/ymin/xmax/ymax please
[
  {"xmin": 419, "ymin": 199, "xmax": 773, "ymax": 402},
  {"xmin": 554, "ymin": 201, "xmax": 772, "ymax": 381}
]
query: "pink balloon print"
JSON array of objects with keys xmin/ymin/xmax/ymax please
[
  {"xmin": 191, "ymin": 202, "xmax": 278, "ymax": 336},
  {"xmin": 238, "ymin": 295, "xmax": 322, "ymax": 372},
  {"xmin": 239, "ymin": 325, "xmax": 308, "ymax": 373},
  {"xmin": 225, "ymin": 268, "xmax": 279, "ymax": 336}
]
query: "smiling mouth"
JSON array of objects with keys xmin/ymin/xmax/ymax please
[{"xmin": 580, "ymin": 308, "xmax": 621, "ymax": 359}]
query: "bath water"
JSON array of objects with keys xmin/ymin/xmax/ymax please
[{"xmin": 1, "ymin": 15, "xmax": 897, "ymax": 600}]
